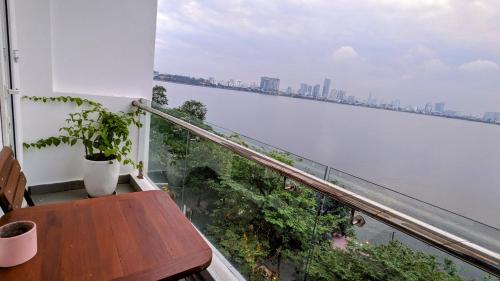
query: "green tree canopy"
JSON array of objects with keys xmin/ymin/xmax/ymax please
[
  {"xmin": 153, "ymin": 85, "xmax": 168, "ymax": 106},
  {"xmin": 178, "ymin": 100, "xmax": 208, "ymax": 120}
]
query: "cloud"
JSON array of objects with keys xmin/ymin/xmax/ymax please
[
  {"xmin": 375, "ymin": 0, "xmax": 452, "ymax": 9},
  {"xmin": 401, "ymin": 73, "xmax": 413, "ymax": 80},
  {"xmin": 408, "ymin": 46, "xmax": 437, "ymax": 59},
  {"xmin": 458, "ymin": 60, "xmax": 499, "ymax": 72},
  {"xmin": 331, "ymin": 46, "xmax": 360, "ymax": 62},
  {"xmin": 419, "ymin": 59, "xmax": 450, "ymax": 74},
  {"xmin": 155, "ymin": 0, "xmax": 500, "ymax": 113}
]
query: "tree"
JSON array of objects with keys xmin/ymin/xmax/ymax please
[
  {"xmin": 196, "ymin": 151, "xmax": 345, "ymax": 280},
  {"xmin": 153, "ymin": 85, "xmax": 168, "ymax": 106},
  {"xmin": 304, "ymin": 240, "xmax": 464, "ymax": 281},
  {"xmin": 178, "ymin": 100, "xmax": 207, "ymax": 120},
  {"xmin": 150, "ymin": 99, "xmax": 470, "ymax": 281}
]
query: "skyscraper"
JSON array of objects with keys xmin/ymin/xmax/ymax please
[
  {"xmin": 367, "ymin": 92, "xmax": 377, "ymax": 106},
  {"xmin": 299, "ymin": 83, "xmax": 308, "ymax": 96},
  {"xmin": 483, "ymin": 112, "xmax": 500, "ymax": 122},
  {"xmin": 313, "ymin": 84, "xmax": 320, "ymax": 98},
  {"xmin": 424, "ymin": 102, "xmax": 433, "ymax": 113},
  {"xmin": 391, "ymin": 99, "xmax": 401, "ymax": 109},
  {"xmin": 336, "ymin": 90, "xmax": 346, "ymax": 101},
  {"xmin": 434, "ymin": 102, "xmax": 445, "ymax": 114},
  {"xmin": 328, "ymin": 89, "xmax": 336, "ymax": 100},
  {"xmin": 260, "ymin": 77, "xmax": 280, "ymax": 93},
  {"xmin": 322, "ymin": 78, "xmax": 331, "ymax": 99}
]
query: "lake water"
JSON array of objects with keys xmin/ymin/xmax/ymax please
[{"xmin": 157, "ymin": 81, "xmax": 500, "ymax": 229}]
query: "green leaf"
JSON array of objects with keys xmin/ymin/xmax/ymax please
[{"xmin": 23, "ymin": 95, "xmax": 141, "ymax": 169}]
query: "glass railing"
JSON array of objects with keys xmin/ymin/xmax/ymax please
[
  {"xmin": 327, "ymin": 168, "xmax": 500, "ymax": 255},
  {"xmin": 139, "ymin": 100, "xmax": 499, "ymax": 281}
]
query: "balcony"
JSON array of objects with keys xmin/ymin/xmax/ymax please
[
  {"xmin": 136, "ymin": 100, "xmax": 499, "ymax": 280},
  {"xmin": 0, "ymin": 95, "xmax": 498, "ymax": 280},
  {"xmin": 0, "ymin": 0, "xmax": 498, "ymax": 280}
]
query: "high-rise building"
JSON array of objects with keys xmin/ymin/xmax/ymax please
[
  {"xmin": 286, "ymin": 86, "xmax": 293, "ymax": 95},
  {"xmin": 336, "ymin": 89, "xmax": 346, "ymax": 102},
  {"xmin": 328, "ymin": 89, "xmax": 336, "ymax": 100},
  {"xmin": 260, "ymin": 77, "xmax": 280, "ymax": 92},
  {"xmin": 424, "ymin": 102, "xmax": 433, "ymax": 113},
  {"xmin": 313, "ymin": 84, "xmax": 320, "ymax": 98},
  {"xmin": 483, "ymin": 112, "xmax": 500, "ymax": 123},
  {"xmin": 299, "ymin": 83, "xmax": 308, "ymax": 96},
  {"xmin": 434, "ymin": 102, "xmax": 445, "ymax": 114},
  {"xmin": 307, "ymin": 85, "xmax": 313, "ymax": 96},
  {"xmin": 391, "ymin": 99, "xmax": 401, "ymax": 109},
  {"xmin": 367, "ymin": 92, "xmax": 377, "ymax": 106},
  {"xmin": 322, "ymin": 78, "xmax": 331, "ymax": 99}
]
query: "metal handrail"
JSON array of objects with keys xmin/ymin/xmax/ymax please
[{"xmin": 132, "ymin": 100, "xmax": 500, "ymax": 276}]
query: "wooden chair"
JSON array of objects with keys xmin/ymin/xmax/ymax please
[{"xmin": 0, "ymin": 147, "xmax": 34, "ymax": 213}]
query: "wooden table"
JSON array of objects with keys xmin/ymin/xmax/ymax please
[{"xmin": 0, "ymin": 190, "xmax": 212, "ymax": 281}]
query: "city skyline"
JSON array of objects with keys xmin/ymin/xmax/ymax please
[
  {"xmin": 155, "ymin": 0, "xmax": 500, "ymax": 115},
  {"xmin": 155, "ymin": 71, "xmax": 500, "ymax": 123}
]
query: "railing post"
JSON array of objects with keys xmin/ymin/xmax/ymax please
[
  {"xmin": 180, "ymin": 130, "xmax": 191, "ymax": 215},
  {"xmin": 323, "ymin": 166, "xmax": 330, "ymax": 181},
  {"xmin": 136, "ymin": 99, "xmax": 151, "ymax": 177}
]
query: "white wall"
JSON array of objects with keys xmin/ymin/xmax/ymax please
[
  {"xmin": 12, "ymin": 0, "xmax": 157, "ymax": 186},
  {"xmin": 51, "ymin": 0, "xmax": 157, "ymax": 97}
]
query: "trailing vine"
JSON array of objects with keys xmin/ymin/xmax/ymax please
[
  {"xmin": 23, "ymin": 96, "xmax": 144, "ymax": 169},
  {"xmin": 23, "ymin": 95, "xmax": 101, "ymax": 107}
]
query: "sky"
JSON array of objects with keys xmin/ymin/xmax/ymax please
[{"xmin": 154, "ymin": 0, "xmax": 500, "ymax": 115}]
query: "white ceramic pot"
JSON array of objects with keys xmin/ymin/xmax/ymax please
[{"xmin": 83, "ymin": 157, "xmax": 120, "ymax": 197}]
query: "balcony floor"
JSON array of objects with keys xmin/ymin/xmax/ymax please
[{"xmin": 31, "ymin": 184, "xmax": 136, "ymax": 205}]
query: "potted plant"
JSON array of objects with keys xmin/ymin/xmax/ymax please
[{"xmin": 23, "ymin": 96, "xmax": 142, "ymax": 197}]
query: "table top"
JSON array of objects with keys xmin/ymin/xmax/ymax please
[{"xmin": 0, "ymin": 190, "xmax": 212, "ymax": 281}]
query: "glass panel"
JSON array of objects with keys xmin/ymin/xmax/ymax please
[
  {"xmin": 328, "ymin": 168, "xmax": 500, "ymax": 254},
  {"xmin": 207, "ymin": 122, "xmax": 329, "ymax": 179},
  {"xmin": 149, "ymin": 101, "xmax": 330, "ymax": 179},
  {"xmin": 306, "ymin": 208, "xmax": 496, "ymax": 281},
  {"xmin": 148, "ymin": 113, "xmax": 190, "ymax": 209},
  {"xmin": 183, "ymin": 133, "xmax": 325, "ymax": 280},
  {"xmin": 144, "ymin": 103, "xmax": 498, "ymax": 280}
]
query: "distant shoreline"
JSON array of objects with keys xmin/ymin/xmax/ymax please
[{"xmin": 154, "ymin": 78, "xmax": 500, "ymax": 127}]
